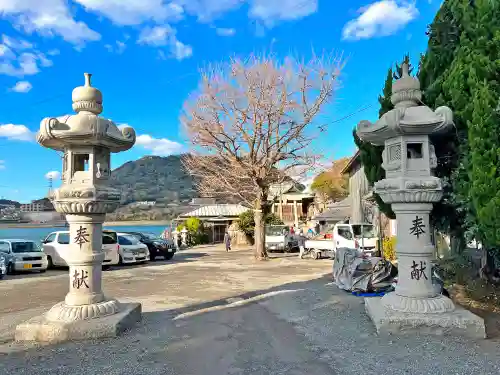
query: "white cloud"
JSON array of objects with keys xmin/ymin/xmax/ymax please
[
  {"xmin": 0, "ymin": 0, "xmax": 100, "ymax": 45},
  {"xmin": 10, "ymin": 80, "xmax": 32, "ymax": 93},
  {"xmin": 0, "ymin": 35, "xmax": 54, "ymax": 77},
  {"xmin": 180, "ymin": 0, "xmax": 317, "ymax": 24},
  {"xmin": 136, "ymin": 134, "xmax": 184, "ymax": 156},
  {"xmin": 75, "ymin": 0, "xmax": 184, "ymax": 26},
  {"xmin": 0, "ymin": 44, "xmax": 15, "ymax": 59},
  {"xmin": 137, "ymin": 25, "xmax": 192, "ymax": 60},
  {"xmin": 158, "ymin": 50, "xmax": 167, "ymax": 60},
  {"xmin": 179, "ymin": 0, "xmax": 242, "ymax": 21},
  {"xmin": 0, "ymin": 52, "xmax": 40, "ymax": 76},
  {"xmin": 45, "ymin": 170, "xmax": 61, "ymax": 180},
  {"xmin": 37, "ymin": 52, "xmax": 53, "ymax": 67},
  {"xmin": 216, "ymin": 27, "xmax": 236, "ymax": 36},
  {"xmin": 138, "ymin": 26, "xmax": 172, "ymax": 46},
  {"xmin": 249, "ymin": 0, "xmax": 318, "ymax": 25},
  {"xmin": 0, "ymin": 124, "xmax": 35, "ymax": 141},
  {"xmin": 118, "ymin": 124, "xmax": 183, "ymax": 156},
  {"xmin": 104, "ymin": 40, "xmax": 127, "ymax": 53},
  {"xmin": 172, "ymin": 40, "xmax": 192, "ymax": 60},
  {"xmin": 2, "ymin": 34, "xmax": 33, "ymax": 50},
  {"xmin": 342, "ymin": 0, "xmax": 419, "ymax": 40},
  {"xmin": 0, "ymin": 0, "xmax": 314, "ymax": 56},
  {"xmin": 0, "ymin": 160, "xmax": 5, "ymax": 170}
]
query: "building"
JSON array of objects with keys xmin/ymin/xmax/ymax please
[
  {"xmin": 19, "ymin": 199, "xmax": 65, "ymax": 223},
  {"xmin": 20, "ymin": 202, "xmax": 45, "ymax": 212},
  {"xmin": 268, "ymin": 181, "xmax": 315, "ymax": 226},
  {"xmin": 313, "ymin": 151, "xmax": 396, "ymax": 237},
  {"xmin": 178, "ymin": 203, "xmax": 249, "ymax": 243}
]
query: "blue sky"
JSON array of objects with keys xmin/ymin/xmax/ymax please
[{"xmin": 0, "ymin": 0, "xmax": 441, "ymax": 202}]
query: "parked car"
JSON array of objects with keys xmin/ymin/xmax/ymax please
[
  {"xmin": 122, "ymin": 232, "xmax": 175, "ymax": 261},
  {"xmin": 0, "ymin": 254, "xmax": 7, "ymax": 279},
  {"xmin": 42, "ymin": 230, "xmax": 120, "ymax": 269},
  {"xmin": 0, "ymin": 239, "xmax": 48, "ymax": 274},
  {"xmin": 117, "ymin": 233, "xmax": 150, "ymax": 264},
  {"xmin": 102, "ymin": 230, "xmax": 120, "ymax": 269}
]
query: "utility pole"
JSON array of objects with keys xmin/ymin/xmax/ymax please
[{"xmin": 48, "ymin": 176, "xmax": 53, "ymax": 197}]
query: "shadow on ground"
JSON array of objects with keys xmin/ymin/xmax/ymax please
[
  {"xmin": 105, "ymin": 252, "xmax": 209, "ymax": 272},
  {"xmin": 3, "ymin": 273, "xmax": 500, "ymax": 375}
]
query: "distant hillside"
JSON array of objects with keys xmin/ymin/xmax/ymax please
[
  {"xmin": 106, "ymin": 155, "xmax": 201, "ymax": 221},
  {"xmin": 0, "ymin": 199, "xmax": 20, "ymax": 207}
]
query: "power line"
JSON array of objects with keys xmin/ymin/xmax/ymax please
[{"xmin": 328, "ymin": 102, "xmax": 377, "ymax": 125}]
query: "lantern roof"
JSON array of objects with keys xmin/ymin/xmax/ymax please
[
  {"xmin": 36, "ymin": 73, "xmax": 136, "ymax": 152},
  {"xmin": 356, "ymin": 63, "xmax": 454, "ymax": 146}
]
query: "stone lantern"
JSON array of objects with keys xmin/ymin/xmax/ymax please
[
  {"xmin": 181, "ymin": 227, "xmax": 188, "ymax": 247},
  {"xmin": 16, "ymin": 73, "xmax": 142, "ymax": 343},
  {"xmin": 172, "ymin": 229, "xmax": 179, "ymax": 249},
  {"xmin": 356, "ymin": 64, "xmax": 485, "ymax": 338}
]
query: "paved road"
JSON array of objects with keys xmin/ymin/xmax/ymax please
[{"xmin": 1, "ymin": 246, "xmax": 500, "ymax": 375}]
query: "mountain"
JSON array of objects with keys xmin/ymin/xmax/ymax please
[
  {"xmin": 106, "ymin": 155, "xmax": 201, "ymax": 221},
  {"xmin": 0, "ymin": 199, "xmax": 20, "ymax": 207}
]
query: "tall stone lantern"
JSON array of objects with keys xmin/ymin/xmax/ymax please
[
  {"xmin": 16, "ymin": 73, "xmax": 142, "ymax": 343},
  {"xmin": 356, "ymin": 64, "xmax": 485, "ymax": 338}
]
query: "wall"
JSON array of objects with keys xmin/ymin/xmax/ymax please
[
  {"xmin": 20, "ymin": 211, "xmax": 65, "ymax": 222},
  {"xmin": 349, "ymin": 165, "xmax": 370, "ymax": 223}
]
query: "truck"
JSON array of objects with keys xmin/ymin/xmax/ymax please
[
  {"xmin": 265, "ymin": 225, "xmax": 299, "ymax": 253},
  {"xmin": 304, "ymin": 223, "xmax": 378, "ymax": 259}
]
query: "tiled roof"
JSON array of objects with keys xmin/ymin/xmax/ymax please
[
  {"xmin": 268, "ymin": 180, "xmax": 309, "ymax": 199},
  {"xmin": 313, "ymin": 197, "xmax": 351, "ymax": 221},
  {"xmin": 179, "ymin": 204, "xmax": 249, "ymax": 218},
  {"xmin": 326, "ymin": 196, "xmax": 351, "ymax": 209}
]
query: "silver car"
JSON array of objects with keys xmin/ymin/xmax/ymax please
[{"xmin": 0, "ymin": 239, "xmax": 48, "ymax": 274}]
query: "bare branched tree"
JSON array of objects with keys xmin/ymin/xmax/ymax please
[{"xmin": 182, "ymin": 53, "xmax": 344, "ymax": 260}]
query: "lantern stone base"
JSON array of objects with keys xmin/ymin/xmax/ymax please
[
  {"xmin": 14, "ymin": 302, "xmax": 142, "ymax": 344},
  {"xmin": 364, "ymin": 297, "xmax": 486, "ymax": 339}
]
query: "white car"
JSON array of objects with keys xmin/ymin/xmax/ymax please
[
  {"xmin": 42, "ymin": 230, "xmax": 120, "ymax": 269},
  {"xmin": 0, "ymin": 239, "xmax": 48, "ymax": 274},
  {"xmin": 117, "ymin": 233, "xmax": 150, "ymax": 264}
]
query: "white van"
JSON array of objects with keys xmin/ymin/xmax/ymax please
[
  {"xmin": 0, "ymin": 239, "xmax": 48, "ymax": 274},
  {"xmin": 42, "ymin": 230, "xmax": 120, "ymax": 269}
]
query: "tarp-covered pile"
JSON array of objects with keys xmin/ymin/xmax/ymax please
[{"xmin": 332, "ymin": 247, "xmax": 396, "ymax": 293}]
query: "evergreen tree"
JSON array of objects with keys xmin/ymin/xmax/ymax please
[
  {"xmin": 379, "ymin": 68, "xmax": 393, "ymax": 118},
  {"xmin": 418, "ymin": 0, "xmax": 468, "ymax": 254},
  {"xmin": 419, "ymin": 0, "xmax": 500, "ymax": 267},
  {"xmin": 461, "ymin": 0, "xmax": 500, "ymax": 272}
]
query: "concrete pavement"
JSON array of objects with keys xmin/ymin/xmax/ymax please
[{"xmin": 1, "ymin": 246, "xmax": 500, "ymax": 375}]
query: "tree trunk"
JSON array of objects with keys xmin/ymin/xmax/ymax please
[
  {"xmin": 480, "ymin": 247, "xmax": 497, "ymax": 281},
  {"xmin": 253, "ymin": 197, "xmax": 268, "ymax": 260},
  {"xmin": 449, "ymin": 230, "xmax": 465, "ymax": 255}
]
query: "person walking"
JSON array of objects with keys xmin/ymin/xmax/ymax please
[
  {"xmin": 297, "ymin": 230, "xmax": 306, "ymax": 259},
  {"xmin": 224, "ymin": 230, "xmax": 231, "ymax": 252}
]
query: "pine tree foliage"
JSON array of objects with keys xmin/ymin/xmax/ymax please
[
  {"xmin": 419, "ymin": 0, "xmax": 500, "ymax": 260},
  {"xmin": 418, "ymin": 0, "xmax": 468, "ymax": 241},
  {"xmin": 463, "ymin": 0, "xmax": 500, "ymax": 249}
]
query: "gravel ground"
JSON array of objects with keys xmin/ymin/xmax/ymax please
[{"xmin": 0, "ymin": 246, "xmax": 499, "ymax": 374}]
